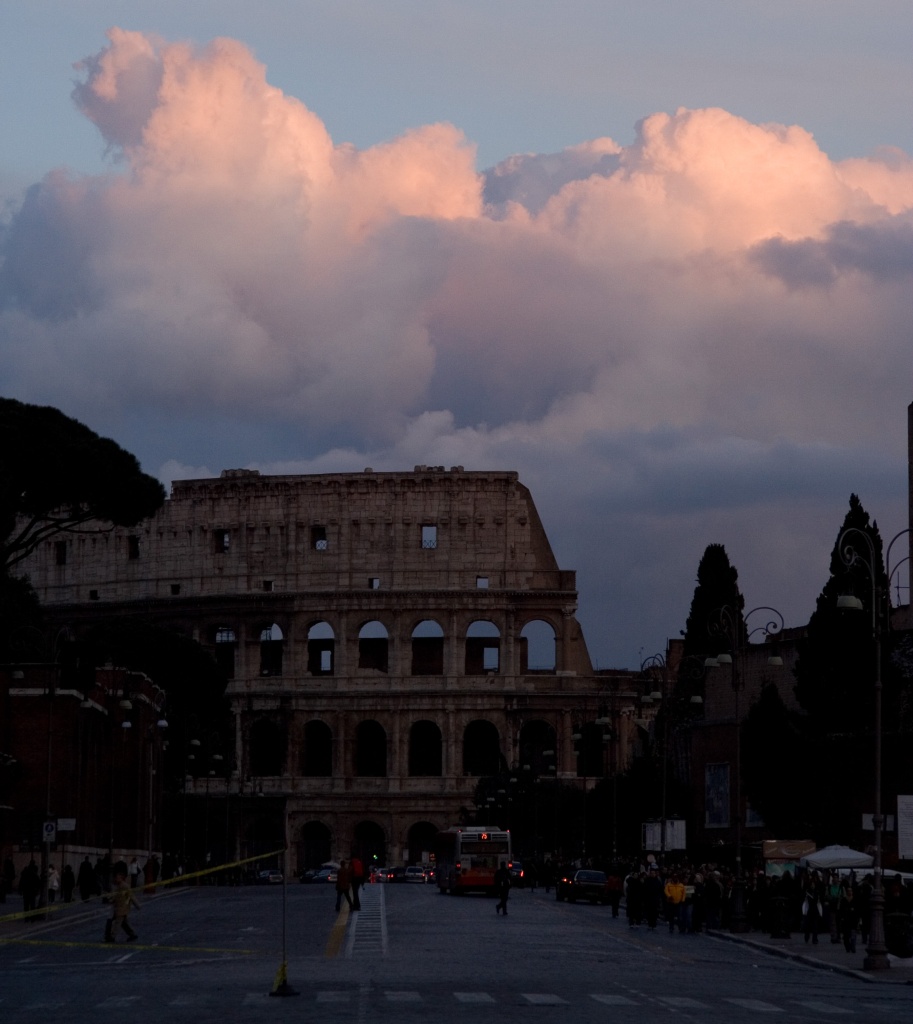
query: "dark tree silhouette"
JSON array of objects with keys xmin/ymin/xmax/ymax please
[
  {"xmin": 0, "ymin": 397, "xmax": 165, "ymax": 572},
  {"xmin": 678, "ymin": 543, "xmax": 745, "ymax": 696},
  {"xmin": 794, "ymin": 494, "xmax": 888, "ymax": 734}
]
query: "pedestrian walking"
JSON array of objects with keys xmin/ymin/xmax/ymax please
[
  {"xmin": 626, "ymin": 870, "xmax": 644, "ymax": 928},
  {"xmin": 61, "ymin": 864, "xmax": 75, "ymax": 903},
  {"xmin": 643, "ymin": 866, "xmax": 663, "ymax": 931},
  {"xmin": 1, "ymin": 855, "xmax": 15, "ymax": 903},
  {"xmin": 838, "ymin": 885, "xmax": 860, "ymax": 953},
  {"xmin": 335, "ymin": 860, "xmax": 354, "ymax": 912},
  {"xmin": 350, "ymin": 854, "xmax": 365, "ymax": 910},
  {"xmin": 664, "ymin": 871, "xmax": 686, "ymax": 933},
  {"xmin": 47, "ymin": 864, "xmax": 60, "ymax": 903},
  {"xmin": 77, "ymin": 856, "xmax": 96, "ymax": 901},
  {"xmin": 103, "ymin": 865, "xmax": 140, "ymax": 943},
  {"xmin": 129, "ymin": 856, "xmax": 141, "ymax": 888},
  {"xmin": 494, "ymin": 861, "xmax": 511, "ymax": 916},
  {"xmin": 802, "ymin": 875, "xmax": 823, "ymax": 945},
  {"xmin": 19, "ymin": 860, "xmax": 41, "ymax": 918}
]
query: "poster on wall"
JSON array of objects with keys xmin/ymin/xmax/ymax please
[
  {"xmin": 705, "ymin": 763, "xmax": 730, "ymax": 828},
  {"xmin": 899, "ymin": 796, "xmax": 913, "ymax": 860}
]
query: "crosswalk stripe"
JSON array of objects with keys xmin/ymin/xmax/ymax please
[
  {"xmin": 591, "ymin": 994, "xmax": 638, "ymax": 1006},
  {"xmin": 795, "ymin": 1001, "xmax": 852, "ymax": 1014},
  {"xmin": 726, "ymin": 998, "xmax": 783, "ymax": 1012},
  {"xmin": 522, "ymin": 993, "xmax": 568, "ymax": 1005},
  {"xmin": 455, "ymin": 992, "xmax": 496, "ymax": 1003},
  {"xmin": 385, "ymin": 991, "xmax": 422, "ymax": 1002},
  {"xmin": 658, "ymin": 996, "xmax": 710, "ymax": 1008}
]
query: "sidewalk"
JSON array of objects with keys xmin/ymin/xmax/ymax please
[{"xmin": 708, "ymin": 927, "xmax": 913, "ymax": 984}]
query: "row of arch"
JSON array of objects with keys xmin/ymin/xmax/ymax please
[
  {"xmin": 215, "ymin": 618, "xmax": 559, "ymax": 677},
  {"xmin": 247, "ymin": 717, "xmax": 614, "ymax": 780},
  {"xmin": 293, "ymin": 819, "xmax": 441, "ymax": 870},
  {"xmin": 250, "ymin": 717, "xmax": 511, "ymax": 778}
]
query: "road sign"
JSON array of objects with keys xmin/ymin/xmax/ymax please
[
  {"xmin": 43, "ymin": 821, "xmax": 57, "ymax": 843},
  {"xmin": 57, "ymin": 818, "xmax": 76, "ymax": 832}
]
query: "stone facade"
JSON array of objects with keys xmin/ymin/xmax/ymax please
[{"xmin": 18, "ymin": 467, "xmax": 642, "ymax": 871}]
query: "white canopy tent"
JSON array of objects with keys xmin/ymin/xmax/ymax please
[{"xmin": 800, "ymin": 845, "xmax": 873, "ymax": 870}]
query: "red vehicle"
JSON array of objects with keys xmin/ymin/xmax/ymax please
[{"xmin": 433, "ymin": 826, "xmax": 512, "ymax": 894}]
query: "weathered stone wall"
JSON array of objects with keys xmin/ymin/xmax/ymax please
[{"xmin": 16, "ymin": 467, "xmax": 633, "ymax": 869}]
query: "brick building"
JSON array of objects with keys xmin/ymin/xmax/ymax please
[
  {"xmin": 0, "ymin": 664, "xmax": 167, "ymax": 874},
  {"xmin": 12, "ymin": 466, "xmax": 647, "ymax": 872}
]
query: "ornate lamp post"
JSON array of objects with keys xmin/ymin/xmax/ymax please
[
  {"xmin": 836, "ymin": 526, "xmax": 909, "ymax": 972},
  {"xmin": 707, "ymin": 605, "xmax": 783, "ymax": 933},
  {"xmin": 640, "ymin": 653, "xmax": 704, "ymax": 864}
]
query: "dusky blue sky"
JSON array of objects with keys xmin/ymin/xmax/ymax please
[{"xmin": 1, "ymin": 2, "xmax": 911, "ymax": 668}]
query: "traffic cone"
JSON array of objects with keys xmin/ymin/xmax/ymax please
[{"xmin": 269, "ymin": 960, "xmax": 299, "ymax": 998}]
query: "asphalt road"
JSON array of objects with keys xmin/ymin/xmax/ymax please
[{"xmin": 2, "ymin": 881, "xmax": 912, "ymax": 1023}]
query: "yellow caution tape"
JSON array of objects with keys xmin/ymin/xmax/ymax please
[
  {"xmin": 0, "ymin": 848, "xmax": 287, "ymax": 925},
  {"xmin": 0, "ymin": 936, "xmax": 257, "ymax": 953}
]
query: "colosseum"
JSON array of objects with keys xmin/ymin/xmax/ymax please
[{"xmin": 17, "ymin": 466, "xmax": 644, "ymax": 871}]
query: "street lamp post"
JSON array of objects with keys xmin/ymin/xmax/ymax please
[
  {"xmin": 707, "ymin": 605, "xmax": 783, "ymax": 933},
  {"xmin": 836, "ymin": 526, "xmax": 909, "ymax": 972}
]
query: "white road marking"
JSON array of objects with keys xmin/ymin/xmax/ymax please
[
  {"xmin": 455, "ymin": 992, "xmax": 496, "ymax": 1003},
  {"xmin": 317, "ymin": 991, "xmax": 352, "ymax": 1003},
  {"xmin": 726, "ymin": 998, "xmax": 784, "ymax": 1012},
  {"xmin": 522, "ymin": 993, "xmax": 568, "ymax": 1004}
]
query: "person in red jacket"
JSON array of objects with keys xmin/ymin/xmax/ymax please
[{"xmin": 350, "ymin": 854, "xmax": 365, "ymax": 911}]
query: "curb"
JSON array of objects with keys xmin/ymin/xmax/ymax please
[{"xmin": 705, "ymin": 929, "xmax": 912, "ymax": 984}]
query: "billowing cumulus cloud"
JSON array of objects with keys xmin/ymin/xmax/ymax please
[{"xmin": 2, "ymin": 29, "xmax": 912, "ymax": 665}]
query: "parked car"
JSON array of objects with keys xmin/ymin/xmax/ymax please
[
  {"xmin": 301, "ymin": 866, "xmax": 337, "ymax": 884},
  {"xmin": 372, "ymin": 867, "xmax": 394, "ymax": 882},
  {"xmin": 508, "ymin": 859, "xmax": 525, "ymax": 887},
  {"xmin": 555, "ymin": 869, "xmax": 610, "ymax": 904},
  {"xmin": 388, "ymin": 866, "xmax": 407, "ymax": 883},
  {"xmin": 257, "ymin": 869, "xmax": 283, "ymax": 885},
  {"xmin": 404, "ymin": 866, "xmax": 426, "ymax": 883}
]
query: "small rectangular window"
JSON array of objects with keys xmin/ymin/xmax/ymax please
[
  {"xmin": 421, "ymin": 524, "xmax": 438, "ymax": 549},
  {"xmin": 320, "ymin": 649, "xmax": 332, "ymax": 673},
  {"xmin": 369, "ymin": 577, "xmax": 380, "ymax": 590},
  {"xmin": 263, "ymin": 580, "xmax": 273, "ymax": 592},
  {"xmin": 214, "ymin": 530, "xmax": 230, "ymax": 554},
  {"xmin": 55, "ymin": 540, "xmax": 67, "ymax": 566},
  {"xmin": 89, "ymin": 589, "xmax": 99, "ymax": 601},
  {"xmin": 127, "ymin": 535, "xmax": 140, "ymax": 560},
  {"xmin": 311, "ymin": 526, "xmax": 328, "ymax": 550},
  {"xmin": 170, "ymin": 583, "xmax": 181, "ymax": 596},
  {"xmin": 476, "ymin": 576, "xmax": 489, "ymax": 589}
]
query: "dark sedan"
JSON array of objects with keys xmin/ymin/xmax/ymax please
[{"xmin": 556, "ymin": 869, "xmax": 610, "ymax": 904}]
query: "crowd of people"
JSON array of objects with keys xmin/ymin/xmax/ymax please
[{"xmin": 513, "ymin": 855, "xmax": 913, "ymax": 954}]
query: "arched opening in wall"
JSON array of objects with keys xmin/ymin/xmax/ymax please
[
  {"xmin": 301, "ymin": 720, "xmax": 333, "ymax": 777},
  {"xmin": 307, "ymin": 621, "xmax": 335, "ymax": 675},
  {"xmin": 259, "ymin": 623, "xmax": 284, "ymax": 676},
  {"xmin": 576, "ymin": 721, "xmax": 607, "ymax": 778},
  {"xmin": 519, "ymin": 620, "xmax": 556, "ymax": 672},
  {"xmin": 407, "ymin": 821, "xmax": 439, "ymax": 865},
  {"xmin": 355, "ymin": 720, "xmax": 387, "ymax": 777},
  {"xmin": 462, "ymin": 719, "xmax": 504, "ymax": 777},
  {"xmin": 408, "ymin": 720, "xmax": 443, "ymax": 776},
  {"xmin": 358, "ymin": 620, "xmax": 389, "ymax": 673},
  {"xmin": 353, "ymin": 820, "xmax": 386, "ymax": 867},
  {"xmin": 411, "ymin": 619, "xmax": 444, "ymax": 676},
  {"xmin": 242, "ymin": 812, "xmax": 284, "ymax": 865},
  {"xmin": 296, "ymin": 820, "xmax": 332, "ymax": 872},
  {"xmin": 214, "ymin": 626, "xmax": 237, "ymax": 678},
  {"xmin": 249, "ymin": 718, "xmax": 286, "ymax": 777},
  {"xmin": 465, "ymin": 620, "xmax": 500, "ymax": 674},
  {"xmin": 519, "ymin": 719, "xmax": 558, "ymax": 775}
]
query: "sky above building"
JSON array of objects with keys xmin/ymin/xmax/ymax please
[{"xmin": 1, "ymin": 2, "xmax": 912, "ymax": 668}]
